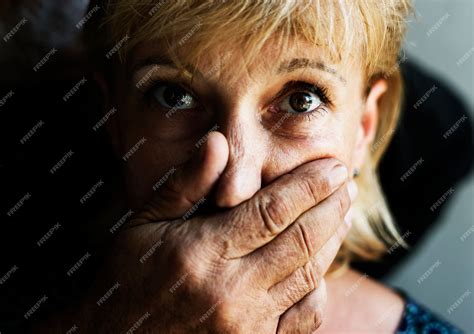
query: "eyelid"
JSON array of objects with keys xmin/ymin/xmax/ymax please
[
  {"xmin": 132, "ymin": 67, "xmax": 196, "ymax": 95},
  {"xmin": 273, "ymin": 81, "xmax": 332, "ymax": 106}
]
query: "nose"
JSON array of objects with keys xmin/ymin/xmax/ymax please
[{"xmin": 214, "ymin": 106, "xmax": 266, "ymax": 208}]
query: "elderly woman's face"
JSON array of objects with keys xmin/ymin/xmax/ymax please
[{"xmin": 109, "ymin": 37, "xmax": 386, "ymax": 208}]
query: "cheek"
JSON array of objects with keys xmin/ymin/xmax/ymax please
[
  {"xmin": 116, "ymin": 102, "xmax": 215, "ymax": 207},
  {"xmin": 121, "ymin": 139, "xmax": 197, "ymax": 208},
  {"xmin": 262, "ymin": 114, "xmax": 356, "ymax": 183}
]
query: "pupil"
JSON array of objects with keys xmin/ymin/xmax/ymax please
[
  {"xmin": 163, "ymin": 86, "xmax": 187, "ymax": 106},
  {"xmin": 290, "ymin": 92, "xmax": 312, "ymax": 112}
]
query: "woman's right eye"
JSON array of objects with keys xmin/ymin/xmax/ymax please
[{"xmin": 151, "ymin": 83, "xmax": 199, "ymax": 110}]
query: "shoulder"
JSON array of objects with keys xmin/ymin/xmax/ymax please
[{"xmin": 318, "ymin": 269, "xmax": 405, "ymax": 333}]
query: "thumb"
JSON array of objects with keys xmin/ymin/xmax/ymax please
[{"xmin": 139, "ymin": 131, "xmax": 229, "ymax": 221}]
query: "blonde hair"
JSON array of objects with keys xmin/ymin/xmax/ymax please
[{"xmin": 88, "ymin": 0, "xmax": 413, "ymax": 265}]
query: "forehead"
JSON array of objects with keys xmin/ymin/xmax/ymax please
[{"xmin": 130, "ymin": 36, "xmax": 361, "ymax": 86}]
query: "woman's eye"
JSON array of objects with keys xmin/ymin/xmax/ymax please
[
  {"xmin": 279, "ymin": 91, "xmax": 322, "ymax": 114},
  {"xmin": 152, "ymin": 83, "xmax": 198, "ymax": 110}
]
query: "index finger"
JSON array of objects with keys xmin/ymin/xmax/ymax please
[{"xmin": 217, "ymin": 158, "xmax": 348, "ymax": 258}]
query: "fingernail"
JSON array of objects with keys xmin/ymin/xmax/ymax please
[
  {"xmin": 348, "ymin": 180, "xmax": 358, "ymax": 202},
  {"xmin": 330, "ymin": 165, "xmax": 348, "ymax": 188}
]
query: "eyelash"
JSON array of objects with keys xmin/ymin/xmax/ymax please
[
  {"xmin": 141, "ymin": 79, "xmax": 200, "ymax": 110},
  {"xmin": 140, "ymin": 78, "xmax": 332, "ymax": 120},
  {"xmin": 269, "ymin": 80, "xmax": 332, "ymax": 121}
]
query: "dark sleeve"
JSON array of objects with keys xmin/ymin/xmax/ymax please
[
  {"xmin": 354, "ymin": 59, "xmax": 474, "ymax": 278},
  {"xmin": 395, "ymin": 290, "xmax": 463, "ymax": 333}
]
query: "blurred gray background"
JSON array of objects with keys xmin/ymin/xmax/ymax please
[{"xmin": 385, "ymin": 0, "xmax": 474, "ymax": 332}]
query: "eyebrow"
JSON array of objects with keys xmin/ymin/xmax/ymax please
[
  {"xmin": 132, "ymin": 56, "xmax": 346, "ymax": 83},
  {"xmin": 277, "ymin": 58, "xmax": 346, "ymax": 84},
  {"xmin": 131, "ymin": 56, "xmax": 203, "ymax": 78}
]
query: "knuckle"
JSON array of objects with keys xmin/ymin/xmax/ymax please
[
  {"xmin": 311, "ymin": 309, "xmax": 324, "ymax": 332},
  {"xmin": 299, "ymin": 174, "xmax": 326, "ymax": 204},
  {"xmin": 311, "ymin": 171, "xmax": 332, "ymax": 200},
  {"xmin": 292, "ymin": 160, "xmax": 336, "ymax": 197},
  {"xmin": 257, "ymin": 193, "xmax": 291, "ymax": 236},
  {"xmin": 294, "ymin": 222, "xmax": 314, "ymax": 260},
  {"xmin": 301, "ymin": 261, "xmax": 320, "ymax": 291}
]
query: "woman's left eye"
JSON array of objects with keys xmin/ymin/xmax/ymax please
[{"xmin": 279, "ymin": 91, "xmax": 322, "ymax": 114}]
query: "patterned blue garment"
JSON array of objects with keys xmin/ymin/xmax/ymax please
[{"xmin": 396, "ymin": 291, "xmax": 463, "ymax": 333}]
